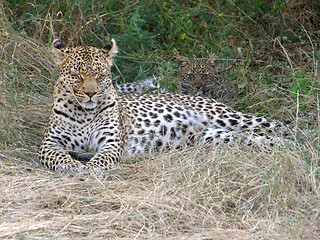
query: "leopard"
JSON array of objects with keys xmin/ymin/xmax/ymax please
[
  {"xmin": 115, "ymin": 55, "xmax": 238, "ymax": 100},
  {"xmin": 176, "ymin": 56, "xmax": 239, "ymax": 100},
  {"xmin": 39, "ymin": 39, "xmax": 281, "ymax": 174}
]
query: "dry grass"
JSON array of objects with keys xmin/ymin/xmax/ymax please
[
  {"xmin": 1, "ymin": 11, "xmax": 320, "ymax": 240},
  {"xmin": 1, "ymin": 141, "xmax": 319, "ymax": 239}
]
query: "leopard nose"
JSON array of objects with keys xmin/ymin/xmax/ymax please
[
  {"xmin": 85, "ymin": 91, "xmax": 97, "ymax": 97},
  {"xmin": 194, "ymin": 81, "xmax": 204, "ymax": 89},
  {"xmin": 194, "ymin": 76, "xmax": 204, "ymax": 88}
]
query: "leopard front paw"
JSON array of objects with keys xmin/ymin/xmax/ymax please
[
  {"xmin": 54, "ymin": 161, "xmax": 83, "ymax": 174},
  {"xmin": 80, "ymin": 164, "xmax": 104, "ymax": 175}
]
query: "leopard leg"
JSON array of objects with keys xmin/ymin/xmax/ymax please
[{"xmin": 39, "ymin": 145, "xmax": 83, "ymax": 173}]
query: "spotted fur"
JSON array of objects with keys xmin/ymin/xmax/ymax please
[
  {"xmin": 115, "ymin": 76, "xmax": 167, "ymax": 94},
  {"xmin": 39, "ymin": 40, "xmax": 280, "ymax": 174}
]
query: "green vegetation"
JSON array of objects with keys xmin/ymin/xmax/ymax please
[
  {"xmin": 1, "ymin": 0, "xmax": 319, "ymax": 239},
  {"xmin": 3, "ymin": 0, "xmax": 320, "ymax": 115}
]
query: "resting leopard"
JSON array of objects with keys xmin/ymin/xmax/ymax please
[
  {"xmin": 39, "ymin": 39, "xmax": 282, "ymax": 174},
  {"xmin": 176, "ymin": 56, "xmax": 218, "ymax": 95},
  {"xmin": 115, "ymin": 56, "xmax": 237, "ymax": 99},
  {"xmin": 176, "ymin": 56, "xmax": 241, "ymax": 99}
]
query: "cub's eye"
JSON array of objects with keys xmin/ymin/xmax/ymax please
[
  {"xmin": 202, "ymin": 73, "xmax": 210, "ymax": 79},
  {"xmin": 187, "ymin": 72, "xmax": 194, "ymax": 78}
]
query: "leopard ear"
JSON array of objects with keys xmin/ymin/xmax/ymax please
[
  {"xmin": 207, "ymin": 55, "xmax": 218, "ymax": 66},
  {"xmin": 176, "ymin": 56, "xmax": 190, "ymax": 69},
  {"xmin": 103, "ymin": 39, "xmax": 118, "ymax": 66},
  {"xmin": 52, "ymin": 39, "xmax": 67, "ymax": 65}
]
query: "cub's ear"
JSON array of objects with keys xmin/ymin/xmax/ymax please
[
  {"xmin": 103, "ymin": 39, "xmax": 118, "ymax": 66},
  {"xmin": 176, "ymin": 56, "xmax": 189, "ymax": 69},
  {"xmin": 52, "ymin": 39, "xmax": 67, "ymax": 65},
  {"xmin": 207, "ymin": 55, "xmax": 218, "ymax": 66}
]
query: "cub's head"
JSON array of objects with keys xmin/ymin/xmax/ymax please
[
  {"xmin": 52, "ymin": 39, "xmax": 118, "ymax": 109},
  {"xmin": 176, "ymin": 56, "xmax": 218, "ymax": 94}
]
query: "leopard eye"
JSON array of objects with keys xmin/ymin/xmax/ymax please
[
  {"xmin": 97, "ymin": 73, "xmax": 106, "ymax": 78},
  {"xmin": 70, "ymin": 73, "xmax": 82, "ymax": 79},
  {"xmin": 202, "ymin": 73, "xmax": 210, "ymax": 79},
  {"xmin": 187, "ymin": 72, "xmax": 194, "ymax": 78},
  {"xmin": 96, "ymin": 74, "xmax": 107, "ymax": 82}
]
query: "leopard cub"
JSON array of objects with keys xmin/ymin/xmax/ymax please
[{"xmin": 116, "ymin": 55, "xmax": 237, "ymax": 101}]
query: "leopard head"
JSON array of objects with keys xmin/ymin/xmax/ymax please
[
  {"xmin": 52, "ymin": 39, "xmax": 118, "ymax": 109},
  {"xmin": 176, "ymin": 56, "xmax": 218, "ymax": 94}
]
